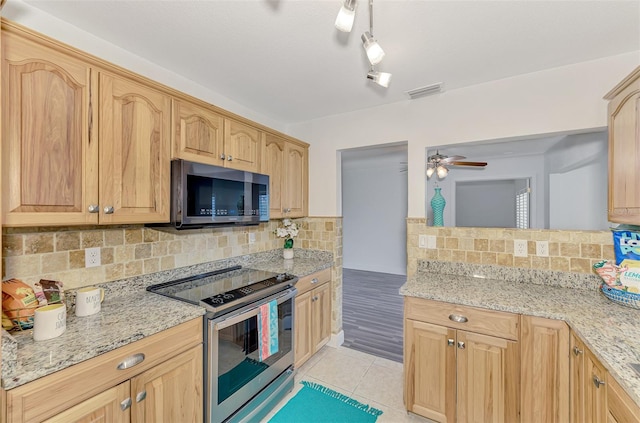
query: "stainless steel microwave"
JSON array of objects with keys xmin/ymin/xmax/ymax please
[{"xmin": 171, "ymin": 159, "xmax": 269, "ymax": 229}]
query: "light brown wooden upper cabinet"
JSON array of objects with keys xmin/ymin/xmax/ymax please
[
  {"xmin": 172, "ymin": 98, "xmax": 224, "ymax": 165},
  {"xmin": 605, "ymin": 65, "xmax": 640, "ymax": 225},
  {"xmin": 98, "ymin": 71, "xmax": 170, "ymax": 224},
  {"xmin": 223, "ymin": 118, "xmax": 262, "ymax": 173},
  {"xmin": 2, "ymin": 30, "xmax": 171, "ymax": 226},
  {"xmin": 2, "ymin": 31, "xmax": 98, "ymax": 226},
  {"xmin": 262, "ymin": 134, "xmax": 309, "ymax": 218}
]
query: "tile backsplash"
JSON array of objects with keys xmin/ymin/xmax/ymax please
[
  {"xmin": 2, "ymin": 217, "xmax": 342, "ymax": 289},
  {"xmin": 407, "ymin": 219, "xmax": 614, "ymax": 277}
]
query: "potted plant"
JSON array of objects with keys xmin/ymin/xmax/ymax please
[{"xmin": 275, "ymin": 219, "xmax": 299, "ymax": 259}]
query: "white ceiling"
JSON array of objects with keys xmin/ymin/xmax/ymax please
[{"xmin": 23, "ymin": 0, "xmax": 640, "ymax": 125}]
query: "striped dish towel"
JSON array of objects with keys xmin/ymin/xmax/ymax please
[{"xmin": 258, "ymin": 299, "xmax": 279, "ymax": 361}]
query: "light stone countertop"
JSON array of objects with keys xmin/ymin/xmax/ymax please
[
  {"xmin": 2, "ymin": 249, "xmax": 333, "ymax": 390},
  {"xmin": 401, "ymin": 262, "xmax": 640, "ymax": 408}
]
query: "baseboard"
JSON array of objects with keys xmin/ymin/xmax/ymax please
[{"xmin": 328, "ymin": 330, "xmax": 344, "ymax": 348}]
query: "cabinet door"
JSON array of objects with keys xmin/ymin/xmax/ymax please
[
  {"xmin": 585, "ymin": 349, "xmax": 607, "ymax": 423},
  {"xmin": 99, "ymin": 72, "xmax": 171, "ymax": 224},
  {"xmin": 172, "ymin": 98, "xmax": 224, "ymax": 165},
  {"xmin": 223, "ymin": 118, "xmax": 261, "ymax": 172},
  {"xmin": 404, "ymin": 319, "xmax": 456, "ymax": 422},
  {"xmin": 607, "ymin": 67, "xmax": 640, "ymax": 224},
  {"xmin": 262, "ymin": 133, "xmax": 286, "ymax": 218},
  {"xmin": 130, "ymin": 345, "xmax": 203, "ymax": 423},
  {"xmin": 570, "ymin": 332, "xmax": 586, "ymax": 423},
  {"xmin": 520, "ymin": 316, "xmax": 569, "ymax": 423},
  {"xmin": 283, "ymin": 142, "xmax": 308, "ymax": 217},
  {"xmin": 312, "ymin": 282, "xmax": 332, "ymax": 352},
  {"xmin": 2, "ymin": 33, "xmax": 98, "ymax": 226},
  {"xmin": 43, "ymin": 381, "xmax": 130, "ymax": 423},
  {"xmin": 607, "ymin": 372, "xmax": 640, "ymax": 423},
  {"xmin": 294, "ymin": 290, "xmax": 313, "ymax": 368},
  {"xmin": 456, "ymin": 331, "xmax": 519, "ymax": 423}
]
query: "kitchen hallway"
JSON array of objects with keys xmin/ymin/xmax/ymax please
[{"xmin": 342, "ymin": 269, "xmax": 406, "ymax": 363}]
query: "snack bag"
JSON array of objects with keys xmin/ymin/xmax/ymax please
[
  {"xmin": 36, "ymin": 279, "xmax": 65, "ymax": 305},
  {"xmin": 612, "ymin": 229, "xmax": 640, "ymax": 266},
  {"xmin": 2, "ymin": 279, "xmax": 38, "ymax": 329}
]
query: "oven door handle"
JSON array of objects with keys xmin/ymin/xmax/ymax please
[{"xmin": 213, "ymin": 289, "xmax": 295, "ymax": 331}]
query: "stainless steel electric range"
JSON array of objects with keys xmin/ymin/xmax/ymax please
[{"xmin": 147, "ymin": 266, "xmax": 298, "ymax": 423}]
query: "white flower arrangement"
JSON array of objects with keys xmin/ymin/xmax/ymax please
[{"xmin": 275, "ymin": 219, "xmax": 299, "ymax": 248}]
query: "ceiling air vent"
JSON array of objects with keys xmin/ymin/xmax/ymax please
[{"xmin": 406, "ymin": 82, "xmax": 444, "ymax": 100}]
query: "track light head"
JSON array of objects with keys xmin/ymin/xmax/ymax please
[
  {"xmin": 335, "ymin": 0, "xmax": 357, "ymax": 32},
  {"xmin": 367, "ymin": 69, "xmax": 392, "ymax": 88},
  {"xmin": 361, "ymin": 31, "xmax": 385, "ymax": 65}
]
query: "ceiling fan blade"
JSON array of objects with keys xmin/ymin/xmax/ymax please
[
  {"xmin": 440, "ymin": 155, "xmax": 466, "ymax": 163},
  {"xmin": 448, "ymin": 161, "xmax": 488, "ymax": 167}
]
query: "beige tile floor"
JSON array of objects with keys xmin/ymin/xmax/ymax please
[{"xmin": 262, "ymin": 345, "xmax": 430, "ymax": 422}]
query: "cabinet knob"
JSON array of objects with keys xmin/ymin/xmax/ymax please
[
  {"xmin": 220, "ymin": 154, "xmax": 226, "ymax": 160},
  {"xmin": 593, "ymin": 375, "xmax": 605, "ymax": 388},
  {"xmin": 120, "ymin": 397, "xmax": 132, "ymax": 411},
  {"xmin": 457, "ymin": 341, "xmax": 466, "ymax": 350},
  {"xmin": 449, "ymin": 314, "xmax": 468, "ymax": 323},
  {"xmin": 117, "ymin": 353, "xmax": 145, "ymax": 370},
  {"xmin": 312, "ymin": 295, "xmax": 319, "ymax": 302},
  {"xmin": 447, "ymin": 338, "xmax": 455, "ymax": 347},
  {"xmin": 104, "ymin": 206, "xmax": 114, "ymax": 214},
  {"xmin": 573, "ymin": 346, "xmax": 584, "ymax": 356},
  {"xmin": 227, "ymin": 155, "xmax": 233, "ymax": 161},
  {"xmin": 311, "ymin": 278, "xmax": 319, "ymax": 284},
  {"xmin": 136, "ymin": 390, "xmax": 147, "ymax": 403},
  {"xmin": 88, "ymin": 204, "xmax": 99, "ymax": 213}
]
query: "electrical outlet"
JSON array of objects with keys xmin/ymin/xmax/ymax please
[
  {"xmin": 514, "ymin": 239, "xmax": 528, "ymax": 257},
  {"xmin": 248, "ymin": 233, "xmax": 256, "ymax": 244},
  {"xmin": 427, "ymin": 235, "xmax": 437, "ymax": 249},
  {"xmin": 85, "ymin": 247, "xmax": 101, "ymax": 268},
  {"xmin": 419, "ymin": 235, "xmax": 427, "ymax": 248},
  {"xmin": 536, "ymin": 240, "xmax": 549, "ymax": 257}
]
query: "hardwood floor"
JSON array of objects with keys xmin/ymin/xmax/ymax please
[{"xmin": 342, "ymin": 268, "xmax": 406, "ymax": 363}]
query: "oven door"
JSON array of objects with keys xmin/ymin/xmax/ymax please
[{"xmin": 206, "ymin": 288, "xmax": 295, "ymax": 423}]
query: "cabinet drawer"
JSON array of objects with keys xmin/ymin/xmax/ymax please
[
  {"xmin": 6, "ymin": 318, "xmax": 202, "ymax": 423},
  {"xmin": 404, "ymin": 297, "xmax": 519, "ymax": 341},
  {"xmin": 296, "ymin": 268, "xmax": 331, "ymax": 296}
]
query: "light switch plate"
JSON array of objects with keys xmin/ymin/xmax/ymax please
[
  {"xmin": 427, "ymin": 235, "xmax": 437, "ymax": 249},
  {"xmin": 419, "ymin": 235, "xmax": 427, "ymax": 248}
]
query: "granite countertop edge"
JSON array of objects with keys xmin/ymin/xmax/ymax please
[
  {"xmin": 401, "ymin": 270, "xmax": 640, "ymax": 408},
  {"xmin": 2, "ymin": 249, "xmax": 333, "ymax": 390}
]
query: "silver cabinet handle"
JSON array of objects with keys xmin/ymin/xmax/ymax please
[
  {"xmin": 283, "ymin": 208, "xmax": 291, "ymax": 213},
  {"xmin": 136, "ymin": 390, "xmax": 147, "ymax": 402},
  {"xmin": 227, "ymin": 155, "xmax": 233, "ymax": 161},
  {"xmin": 449, "ymin": 314, "xmax": 468, "ymax": 323},
  {"xmin": 220, "ymin": 154, "xmax": 226, "ymax": 160},
  {"xmin": 88, "ymin": 204, "xmax": 99, "ymax": 213},
  {"xmin": 457, "ymin": 341, "xmax": 465, "ymax": 350},
  {"xmin": 593, "ymin": 375, "xmax": 605, "ymax": 388},
  {"xmin": 573, "ymin": 346, "xmax": 583, "ymax": 356},
  {"xmin": 311, "ymin": 278, "xmax": 319, "ymax": 284},
  {"xmin": 447, "ymin": 338, "xmax": 455, "ymax": 347},
  {"xmin": 104, "ymin": 206, "xmax": 114, "ymax": 214},
  {"xmin": 312, "ymin": 295, "xmax": 319, "ymax": 302},
  {"xmin": 120, "ymin": 397, "xmax": 132, "ymax": 411},
  {"xmin": 117, "ymin": 353, "xmax": 145, "ymax": 370}
]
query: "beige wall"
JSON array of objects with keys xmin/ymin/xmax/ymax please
[{"xmin": 407, "ymin": 219, "xmax": 614, "ymax": 276}]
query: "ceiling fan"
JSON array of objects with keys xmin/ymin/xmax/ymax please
[{"xmin": 426, "ymin": 151, "xmax": 487, "ymax": 178}]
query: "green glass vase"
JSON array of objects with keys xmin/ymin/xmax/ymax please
[{"xmin": 430, "ymin": 187, "xmax": 446, "ymax": 227}]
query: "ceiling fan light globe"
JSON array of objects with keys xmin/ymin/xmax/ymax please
[
  {"xmin": 436, "ymin": 165, "xmax": 448, "ymax": 179},
  {"xmin": 426, "ymin": 167, "xmax": 435, "ymax": 178}
]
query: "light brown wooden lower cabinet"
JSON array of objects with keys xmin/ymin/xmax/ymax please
[
  {"xmin": 5, "ymin": 319, "xmax": 203, "ymax": 423},
  {"xmin": 294, "ymin": 268, "xmax": 332, "ymax": 368},
  {"xmin": 520, "ymin": 316, "xmax": 570, "ymax": 423},
  {"xmin": 607, "ymin": 371, "xmax": 640, "ymax": 422},
  {"xmin": 404, "ymin": 298, "xmax": 520, "ymax": 423}
]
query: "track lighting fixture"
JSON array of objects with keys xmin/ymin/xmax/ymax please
[
  {"xmin": 335, "ymin": 0, "xmax": 357, "ymax": 33},
  {"xmin": 361, "ymin": 31, "xmax": 385, "ymax": 65},
  {"xmin": 367, "ymin": 68, "xmax": 392, "ymax": 88}
]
